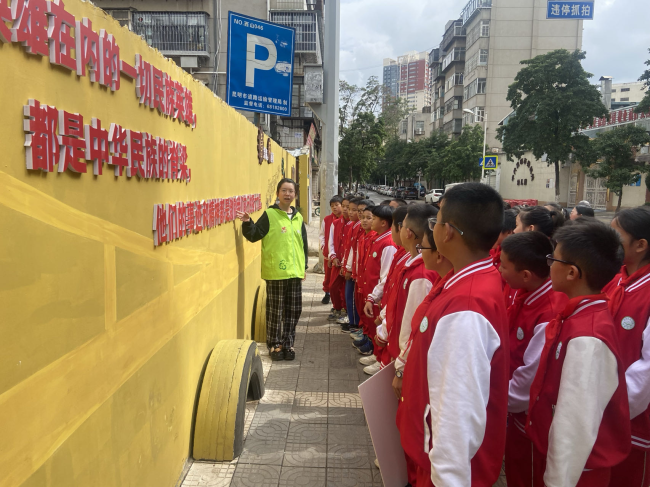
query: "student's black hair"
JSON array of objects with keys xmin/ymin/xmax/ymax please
[
  {"xmin": 381, "ymin": 199, "xmax": 393, "ymax": 206},
  {"xmin": 423, "ymin": 225, "xmax": 437, "ymax": 252},
  {"xmin": 614, "ymin": 206, "xmax": 650, "ymax": 262},
  {"xmin": 348, "ymin": 197, "xmax": 362, "ymax": 206},
  {"xmin": 341, "ymin": 195, "xmax": 351, "ymax": 203},
  {"xmin": 405, "ymin": 204, "xmax": 439, "ymax": 240},
  {"xmin": 371, "ymin": 204, "xmax": 394, "ymax": 227},
  {"xmin": 544, "ymin": 202, "xmax": 566, "ymax": 228},
  {"xmin": 501, "ymin": 232, "xmax": 554, "ymax": 279},
  {"xmin": 440, "ymin": 183, "xmax": 504, "ymax": 252},
  {"xmin": 276, "ymin": 178, "xmax": 297, "ymax": 193},
  {"xmin": 553, "ymin": 219, "xmax": 623, "ymax": 291},
  {"xmin": 358, "ymin": 199, "xmax": 374, "ymax": 209},
  {"xmin": 329, "ymin": 195, "xmax": 343, "ymax": 205},
  {"xmin": 362, "ymin": 204, "xmax": 375, "ymax": 213},
  {"xmin": 391, "ymin": 198, "xmax": 408, "ymax": 207},
  {"xmin": 392, "ymin": 206, "xmax": 409, "ymax": 229},
  {"xmin": 575, "ymin": 205, "xmax": 595, "ymax": 218},
  {"xmin": 502, "ymin": 209, "xmax": 517, "ymax": 233},
  {"xmin": 519, "ymin": 206, "xmax": 563, "ymax": 238}
]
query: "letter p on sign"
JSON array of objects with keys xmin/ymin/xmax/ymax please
[{"xmin": 246, "ymin": 34, "xmax": 277, "ymax": 88}]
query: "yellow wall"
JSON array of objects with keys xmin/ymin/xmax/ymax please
[{"xmin": 0, "ymin": 3, "xmax": 294, "ymax": 486}]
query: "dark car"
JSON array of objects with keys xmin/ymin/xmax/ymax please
[
  {"xmin": 395, "ymin": 187, "xmax": 406, "ymax": 198},
  {"xmin": 419, "ymin": 187, "xmax": 426, "ymax": 197},
  {"xmin": 404, "ymin": 187, "xmax": 418, "ymax": 200}
]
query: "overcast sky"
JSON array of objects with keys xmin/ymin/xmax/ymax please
[{"xmin": 339, "ymin": 0, "xmax": 649, "ymax": 88}]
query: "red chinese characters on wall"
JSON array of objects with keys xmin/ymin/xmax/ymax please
[
  {"xmin": 153, "ymin": 194, "xmax": 263, "ymax": 247},
  {"xmin": 24, "ymin": 99, "xmax": 191, "ymax": 181},
  {"xmin": 2, "ymin": 0, "xmax": 196, "ymax": 127}
]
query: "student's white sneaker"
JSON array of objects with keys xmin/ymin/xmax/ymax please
[
  {"xmin": 336, "ymin": 315, "xmax": 349, "ymax": 324},
  {"xmin": 363, "ymin": 362, "xmax": 381, "ymax": 376},
  {"xmin": 359, "ymin": 355, "xmax": 377, "ymax": 366},
  {"xmin": 374, "ymin": 458, "xmax": 380, "ymax": 469}
]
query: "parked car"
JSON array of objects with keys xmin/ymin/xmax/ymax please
[
  {"xmin": 425, "ymin": 189, "xmax": 444, "ymax": 205},
  {"xmin": 419, "ymin": 187, "xmax": 426, "ymax": 197},
  {"xmin": 404, "ymin": 187, "xmax": 419, "ymax": 200},
  {"xmin": 395, "ymin": 187, "xmax": 406, "ymax": 198}
]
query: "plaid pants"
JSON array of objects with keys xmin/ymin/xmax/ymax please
[{"xmin": 265, "ymin": 278, "xmax": 302, "ymax": 350}]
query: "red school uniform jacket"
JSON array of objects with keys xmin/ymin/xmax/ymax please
[
  {"xmin": 384, "ymin": 255, "xmax": 438, "ymax": 362},
  {"xmin": 322, "ymin": 213, "xmax": 338, "ymax": 258},
  {"xmin": 604, "ymin": 263, "xmax": 650, "ymax": 451},
  {"xmin": 343, "ymin": 221, "xmax": 362, "ymax": 272},
  {"xmin": 506, "ymin": 280, "xmax": 568, "ymax": 430},
  {"xmin": 380, "ymin": 247, "xmax": 409, "ymax": 305},
  {"xmin": 526, "ymin": 296, "xmax": 630, "ymax": 485},
  {"xmin": 328, "ymin": 216, "xmax": 349, "ymax": 262},
  {"xmin": 361, "ymin": 230, "xmax": 396, "ymax": 304},
  {"xmin": 353, "ymin": 230, "xmax": 374, "ymax": 281},
  {"xmin": 398, "ymin": 258, "xmax": 509, "ymax": 487}
]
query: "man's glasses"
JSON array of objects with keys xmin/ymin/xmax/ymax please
[
  {"xmin": 546, "ymin": 254, "xmax": 583, "ymax": 278},
  {"xmin": 415, "ymin": 244, "xmax": 434, "ymax": 254},
  {"xmin": 428, "ymin": 217, "xmax": 464, "ymax": 236},
  {"xmin": 398, "ymin": 222, "xmax": 420, "ymax": 240}
]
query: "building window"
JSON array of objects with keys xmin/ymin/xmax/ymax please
[
  {"xmin": 466, "ymin": 19, "xmax": 490, "ymax": 48},
  {"xmin": 611, "ymin": 89, "xmax": 617, "ymax": 92},
  {"xmin": 480, "ymin": 20, "xmax": 490, "ymax": 37},
  {"xmin": 621, "ymin": 97, "xmax": 630, "ymax": 101},
  {"xmin": 621, "ymin": 88, "xmax": 631, "ymax": 92},
  {"xmin": 401, "ymin": 120, "xmax": 408, "ymax": 135},
  {"xmin": 446, "ymin": 72, "xmax": 464, "ymax": 92},
  {"xmin": 479, "ymin": 49, "xmax": 489, "ymax": 65},
  {"xmin": 131, "ymin": 12, "xmax": 209, "ymax": 54},
  {"xmin": 463, "ymin": 77, "xmax": 486, "ymax": 100},
  {"xmin": 416, "ymin": 121, "xmax": 425, "ymax": 130}
]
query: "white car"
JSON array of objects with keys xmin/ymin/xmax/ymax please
[{"xmin": 425, "ymin": 189, "xmax": 444, "ymax": 204}]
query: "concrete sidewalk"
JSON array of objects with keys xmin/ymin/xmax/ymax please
[{"xmin": 181, "ymin": 260, "xmax": 507, "ymax": 487}]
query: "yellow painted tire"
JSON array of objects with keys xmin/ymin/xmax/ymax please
[
  {"xmin": 192, "ymin": 340, "xmax": 264, "ymax": 461},
  {"xmin": 252, "ymin": 282, "xmax": 267, "ymax": 344}
]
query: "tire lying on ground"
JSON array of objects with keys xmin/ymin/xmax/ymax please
[
  {"xmin": 193, "ymin": 339, "xmax": 264, "ymax": 461},
  {"xmin": 251, "ymin": 282, "xmax": 267, "ymax": 344}
]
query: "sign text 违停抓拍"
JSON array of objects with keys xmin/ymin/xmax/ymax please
[
  {"xmin": 226, "ymin": 12, "xmax": 295, "ymax": 117},
  {"xmin": 546, "ymin": 1, "xmax": 594, "ymax": 19}
]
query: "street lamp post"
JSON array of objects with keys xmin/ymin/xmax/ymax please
[{"xmin": 464, "ymin": 109, "xmax": 487, "ymax": 182}]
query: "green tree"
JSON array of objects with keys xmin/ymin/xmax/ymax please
[
  {"xmin": 380, "ymin": 90, "xmax": 411, "ymax": 138},
  {"xmin": 437, "ymin": 125, "xmax": 485, "ymax": 182},
  {"xmin": 339, "ymin": 80, "xmax": 361, "ymax": 135},
  {"xmin": 496, "ymin": 49, "xmax": 608, "ymax": 200},
  {"xmin": 339, "ymin": 112, "xmax": 386, "ymax": 187},
  {"xmin": 635, "ymin": 48, "xmax": 650, "ymax": 114},
  {"xmin": 577, "ymin": 125, "xmax": 650, "ymax": 213}
]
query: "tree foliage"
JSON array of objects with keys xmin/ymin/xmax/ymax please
[
  {"xmin": 577, "ymin": 125, "xmax": 650, "ymax": 212},
  {"xmin": 496, "ymin": 49, "xmax": 608, "ymax": 199},
  {"xmin": 635, "ymin": 48, "xmax": 650, "ymax": 114},
  {"xmin": 380, "ymin": 92, "xmax": 411, "ymax": 138},
  {"xmin": 339, "ymin": 112, "xmax": 386, "ymax": 186}
]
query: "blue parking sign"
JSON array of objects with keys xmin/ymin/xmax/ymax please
[
  {"xmin": 227, "ymin": 12, "xmax": 295, "ymax": 117},
  {"xmin": 547, "ymin": 1, "xmax": 594, "ymax": 19}
]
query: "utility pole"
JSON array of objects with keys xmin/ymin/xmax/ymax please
[{"xmin": 311, "ymin": 0, "xmax": 339, "ymax": 272}]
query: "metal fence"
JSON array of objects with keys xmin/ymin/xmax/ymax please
[
  {"xmin": 131, "ymin": 12, "xmax": 209, "ymax": 54},
  {"xmin": 270, "ymin": 11, "xmax": 318, "ymax": 52}
]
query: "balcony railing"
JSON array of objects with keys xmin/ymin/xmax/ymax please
[
  {"xmin": 461, "ymin": 0, "xmax": 492, "ymax": 25},
  {"xmin": 442, "ymin": 48, "xmax": 466, "ymax": 72},
  {"xmin": 270, "ymin": 11, "xmax": 319, "ymax": 52},
  {"xmin": 131, "ymin": 12, "xmax": 209, "ymax": 55},
  {"xmin": 441, "ymin": 21, "xmax": 465, "ymax": 51}
]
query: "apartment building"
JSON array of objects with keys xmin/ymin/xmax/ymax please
[
  {"xmin": 99, "ymin": 0, "xmax": 324, "ymax": 154},
  {"xmin": 610, "ymin": 81, "xmax": 647, "ymax": 105},
  {"xmin": 383, "ymin": 51, "xmax": 431, "ymax": 113}
]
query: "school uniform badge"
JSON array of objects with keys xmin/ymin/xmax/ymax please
[
  {"xmin": 281, "ymin": 226, "xmax": 287, "ymax": 233},
  {"xmin": 621, "ymin": 317, "xmax": 635, "ymax": 330},
  {"xmin": 516, "ymin": 327, "xmax": 524, "ymax": 340},
  {"xmin": 556, "ymin": 342, "xmax": 562, "ymax": 359},
  {"xmin": 419, "ymin": 317, "xmax": 428, "ymax": 333},
  {"xmin": 372, "ymin": 252, "xmax": 377, "ymax": 258}
]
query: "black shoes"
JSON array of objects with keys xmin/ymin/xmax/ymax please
[
  {"xmin": 270, "ymin": 347, "xmax": 284, "ymax": 361},
  {"xmin": 269, "ymin": 347, "xmax": 296, "ymax": 361},
  {"xmin": 321, "ymin": 293, "xmax": 331, "ymax": 304}
]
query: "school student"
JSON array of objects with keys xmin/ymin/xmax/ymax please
[
  {"xmin": 348, "ymin": 199, "xmax": 373, "ymax": 333},
  {"xmin": 498, "ymin": 232, "xmax": 568, "ymax": 487},
  {"xmin": 527, "ymin": 219, "xmax": 629, "ymax": 487},
  {"xmin": 363, "ymin": 205, "xmax": 409, "ymax": 372},
  {"xmin": 377, "ymin": 204, "xmax": 439, "ymax": 374},
  {"xmin": 327, "ymin": 196, "xmax": 350, "ymax": 321},
  {"xmin": 354, "ymin": 205, "xmax": 376, "ymax": 345},
  {"xmin": 397, "ymin": 183, "xmax": 509, "ymax": 487},
  {"xmin": 339, "ymin": 198, "xmax": 362, "ymax": 330},
  {"xmin": 605, "ymin": 206, "xmax": 650, "ymax": 487},
  {"xmin": 319, "ymin": 196, "xmax": 343, "ymax": 305},
  {"xmin": 491, "ymin": 209, "xmax": 517, "ymax": 270},
  {"xmin": 354, "ymin": 205, "xmax": 396, "ymax": 356},
  {"xmin": 506, "ymin": 206, "xmax": 564, "ymax": 307}
]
